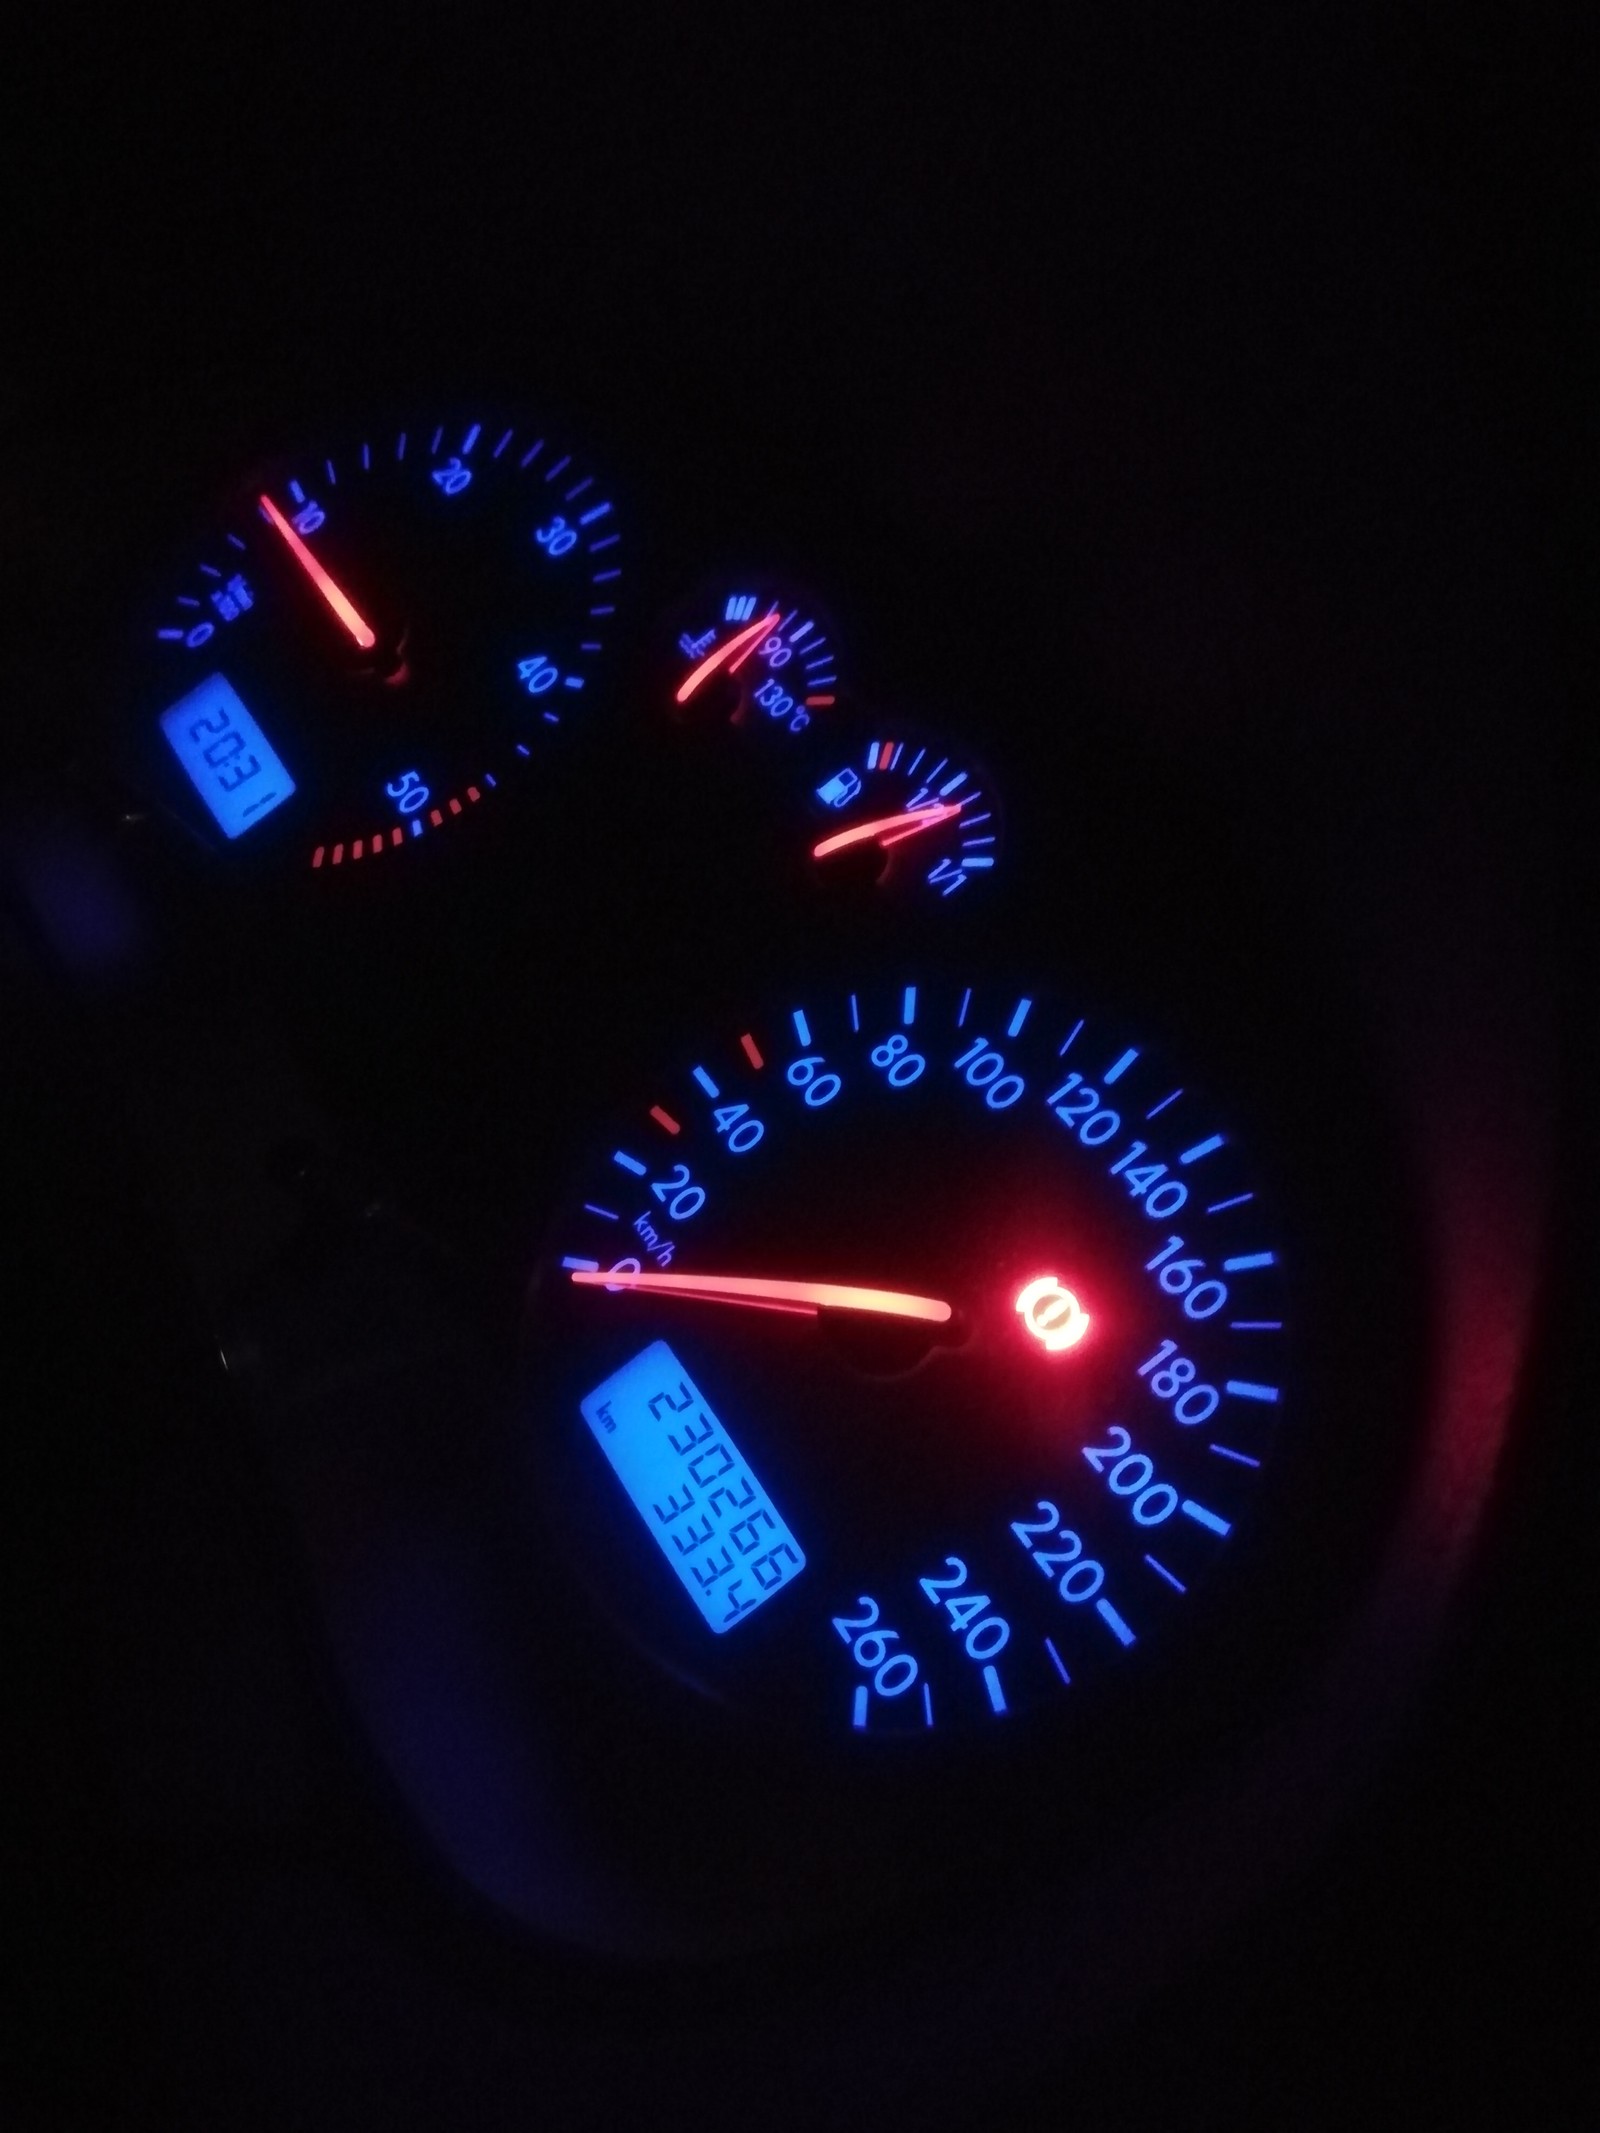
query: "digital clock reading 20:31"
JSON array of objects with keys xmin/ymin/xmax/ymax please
[{"xmin": 534, "ymin": 976, "xmax": 1288, "ymax": 1741}]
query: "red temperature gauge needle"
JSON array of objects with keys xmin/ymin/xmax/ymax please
[
  {"xmin": 258, "ymin": 494, "xmax": 378, "ymax": 651},
  {"xmin": 569, "ymin": 1268, "xmax": 952, "ymax": 1322},
  {"xmin": 812, "ymin": 802, "xmax": 963, "ymax": 860},
  {"xmin": 675, "ymin": 608, "xmax": 783, "ymax": 703}
]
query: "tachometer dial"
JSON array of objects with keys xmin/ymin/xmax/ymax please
[
  {"xmin": 126, "ymin": 416, "xmax": 629, "ymax": 873},
  {"xmin": 807, "ymin": 731, "xmax": 1002, "ymax": 901},
  {"xmin": 528, "ymin": 976, "xmax": 1287, "ymax": 1742}
]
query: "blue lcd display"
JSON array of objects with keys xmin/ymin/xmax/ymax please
[
  {"xmin": 580, "ymin": 1339, "xmax": 805, "ymax": 1633},
  {"xmin": 159, "ymin": 671, "xmax": 295, "ymax": 839}
]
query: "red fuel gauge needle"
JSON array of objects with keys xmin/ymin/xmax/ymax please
[
  {"xmin": 675, "ymin": 608, "xmax": 782, "ymax": 703},
  {"xmin": 258, "ymin": 494, "xmax": 378, "ymax": 651},
  {"xmin": 569, "ymin": 1268, "xmax": 952, "ymax": 1322},
  {"xmin": 812, "ymin": 802, "xmax": 963, "ymax": 860}
]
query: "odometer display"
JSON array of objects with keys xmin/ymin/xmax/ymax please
[
  {"xmin": 531, "ymin": 977, "xmax": 1288, "ymax": 1741},
  {"xmin": 580, "ymin": 1339, "xmax": 806, "ymax": 1632}
]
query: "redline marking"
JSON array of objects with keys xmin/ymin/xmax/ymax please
[
  {"xmin": 806, "ymin": 693, "xmax": 836, "ymax": 707},
  {"xmin": 649, "ymin": 1105, "xmax": 682, "ymax": 1136},
  {"xmin": 311, "ymin": 846, "xmax": 326, "ymax": 869},
  {"xmin": 740, "ymin": 1033, "xmax": 764, "ymax": 1068},
  {"xmin": 429, "ymin": 808, "xmax": 444, "ymax": 827},
  {"xmin": 448, "ymin": 796, "xmax": 463, "ymax": 815},
  {"xmin": 331, "ymin": 843, "xmax": 345, "ymax": 865},
  {"xmin": 352, "ymin": 839, "xmax": 364, "ymax": 859},
  {"xmin": 467, "ymin": 784, "xmax": 481, "ymax": 803}
]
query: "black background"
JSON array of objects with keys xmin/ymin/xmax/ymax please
[{"xmin": 3, "ymin": 11, "xmax": 1587, "ymax": 2128}]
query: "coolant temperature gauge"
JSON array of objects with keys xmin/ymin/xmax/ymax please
[{"xmin": 669, "ymin": 582, "xmax": 841, "ymax": 742}]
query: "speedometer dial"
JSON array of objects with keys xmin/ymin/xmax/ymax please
[
  {"xmin": 125, "ymin": 415, "xmax": 629, "ymax": 874},
  {"xmin": 528, "ymin": 976, "xmax": 1287, "ymax": 1741}
]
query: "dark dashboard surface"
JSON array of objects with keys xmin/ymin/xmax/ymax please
[{"xmin": 4, "ymin": 15, "xmax": 1586, "ymax": 2129}]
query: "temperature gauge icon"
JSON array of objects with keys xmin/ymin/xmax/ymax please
[
  {"xmin": 669, "ymin": 583, "xmax": 841, "ymax": 741},
  {"xmin": 808, "ymin": 733, "xmax": 1001, "ymax": 901}
]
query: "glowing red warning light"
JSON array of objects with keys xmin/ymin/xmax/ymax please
[{"xmin": 1015, "ymin": 1275, "xmax": 1090, "ymax": 1353}]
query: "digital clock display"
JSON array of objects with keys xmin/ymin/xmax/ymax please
[
  {"xmin": 579, "ymin": 1340, "xmax": 806, "ymax": 1633},
  {"xmin": 159, "ymin": 670, "xmax": 296, "ymax": 840}
]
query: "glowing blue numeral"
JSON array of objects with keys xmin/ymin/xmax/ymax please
[
  {"xmin": 385, "ymin": 769, "xmax": 430, "ymax": 815},
  {"xmin": 787, "ymin": 1055, "xmax": 842, "ymax": 1107},
  {"xmin": 517, "ymin": 656, "xmax": 559, "ymax": 695},
  {"xmin": 535, "ymin": 515, "xmax": 578, "ymax": 556},
  {"xmin": 432, "ymin": 457, "xmax": 472, "ymax": 495}
]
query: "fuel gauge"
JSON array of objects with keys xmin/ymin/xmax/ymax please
[{"xmin": 807, "ymin": 732, "xmax": 1002, "ymax": 901}]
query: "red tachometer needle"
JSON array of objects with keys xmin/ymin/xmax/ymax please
[
  {"xmin": 812, "ymin": 802, "xmax": 963, "ymax": 860},
  {"xmin": 258, "ymin": 494, "xmax": 378, "ymax": 651},
  {"xmin": 674, "ymin": 608, "xmax": 783, "ymax": 704},
  {"xmin": 569, "ymin": 1268, "xmax": 952, "ymax": 1322}
]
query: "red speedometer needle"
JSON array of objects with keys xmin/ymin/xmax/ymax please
[
  {"xmin": 569, "ymin": 1268, "xmax": 952, "ymax": 1323},
  {"xmin": 674, "ymin": 608, "xmax": 783, "ymax": 703},
  {"xmin": 258, "ymin": 494, "xmax": 378, "ymax": 651},
  {"xmin": 812, "ymin": 802, "xmax": 963, "ymax": 860}
]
